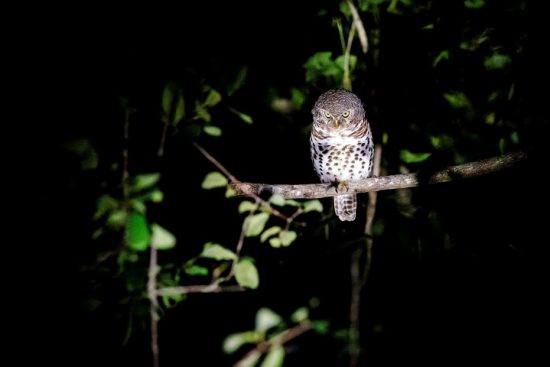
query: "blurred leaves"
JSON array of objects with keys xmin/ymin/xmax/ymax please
[
  {"xmin": 256, "ymin": 308, "xmax": 283, "ymax": 333},
  {"xmin": 125, "ymin": 213, "xmax": 151, "ymax": 251},
  {"xmin": 260, "ymin": 346, "xmax": 284, "ymax": 367},
  {"xmin": 227, "ymin": 67, "xmax": 248, "ymax": 96},
  {"xmin": 65, "ymin": 139, "xmax": 98, "ymax": 171},
  {"xmin": 223, "ymin": 331, "xmax": 263, "ymax": 354},
  {"xmin": 400, "ymin": 150, "xmax": 431, "ymax": 164},
  {"xmin": 200, "ymin": 242, "xmax": 237, "ymax": 261},
  {"xmin": 484, "ymin": 52, "xmax": 511, "ymax": 70}
]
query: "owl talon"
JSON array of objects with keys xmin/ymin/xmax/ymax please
[{"xmin": 336, "ymin": 181, "xmax": 350, "ymax": 193}]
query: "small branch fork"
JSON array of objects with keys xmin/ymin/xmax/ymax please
[
  {"xmin": 156, "ymin": 143, "xmax": 307, "ymax": 298},
  {"xmin": 230, "ymin": 151, "xmax": 527, "ymax": 199}
]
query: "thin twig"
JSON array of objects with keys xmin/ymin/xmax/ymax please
[
  {"xmin": 347, "ymin": 0, "xmax": 368, "ymax": 54},
  {"xmin": 157, "ymin": 284, "xmax": 246, "ymax": 296},
  {"xmin": 361, "ymin": 145, "xmax": 382, "ymax": 285},
  {"xmin": 193, "ymin": 142, "xmax": 304, "ymax": 225},
  {"xmin": 234, "ymin": 321, "xmax": 313, "ymax": 367},
  {"xmin": 348, "ymin": 145, "xmax": 382, "ymax": 367},
  {"xmin": 148, "ymin": 245, "xmax": 160, "ymax": 367},
  {"xmin": 342, "ymin": 23, "xmax": 356, "ymax": 91},
  {"xmin": 230, "ymin": 151, "xmax": 527, "ymax": 199}
]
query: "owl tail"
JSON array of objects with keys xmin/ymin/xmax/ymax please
[{"xmin": 334, "ymin": 194, "xmax": 357, "ymax": 221}]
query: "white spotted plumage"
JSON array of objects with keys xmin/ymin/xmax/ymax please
[{"xmin": 310, "ymin": 89, "xmax": 374, "ymax": 221}]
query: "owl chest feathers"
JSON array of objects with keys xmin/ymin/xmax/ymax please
[{"xmin": 310, "ymin": 131, "xmax": 373, "ymax": 183}]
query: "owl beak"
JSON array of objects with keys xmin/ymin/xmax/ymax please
[{"xmin": 331, "ymin": 118, "xmax": 341, "ymax": 129}]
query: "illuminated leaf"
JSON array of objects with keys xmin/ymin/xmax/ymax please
[
  {"xmin": 201, "ymin": 172, "xmax": 228, "ymax": 189},
  {"xmin": 125, "ymin": 213, "xmax": 150, "ymax": 251},
  {"xmin": 203, "ymin": 125, "xmax": 222, "ymax": 137},
  {"xmin": 400, "ymin": 150, "xmax": 431, "ymax": 163},
  {"xmin": 244, "ymin": 213, "xmax": 270, "ymax": 237},
  {"xmin": 150, "ymin": 224, "xmax": 176, "ymax": 250},
  {"xmin": 235, "ymin": 258, "xmax": 259, "ymax": 289},
  {"xmin": 256, "ymin": 308, "xmax": 282, "ymax": 332},
  {"xmin": 261, "ymin": 226, "xmax": 281, "ymax": 243},
  {"xmin": 279, "ymin": 230, "xmax": 297, "ymax": 246},
  {"xmin": 260, "ymin": 346, "xmax": 285, "ymax": 367},
  {"xmin": 200, "ymin": 242, "xmax": 237, "ymax": 261},
  {"xmin": 303, "ymin": 200, "xmax": 323, "ymax": 213}
]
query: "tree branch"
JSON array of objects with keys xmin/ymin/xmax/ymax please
[
  {"xmin": 230, "ymin": 151, "xmax": 526, "ymax": 199},
  {"xmin": 234, "ymin": 321, "xmax": 313, "ymax": 367}
]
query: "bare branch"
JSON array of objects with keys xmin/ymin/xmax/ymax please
[
  {"xmin": 231, "ymin": 152, "xmax": 527, "ymax": 199},
  {"xmin": 347, "ymin": 0, "xmax": 368, "ymax": 54},
  {"xmin": 349, "ymin": 145, "xmax": 382, "ymax": 367},
  {"xmin": 157, "ymin": 284, "xmax": 246, "ymax": 296}
]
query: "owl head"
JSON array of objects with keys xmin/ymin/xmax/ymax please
[{"xmin": 312, "ymin": 89, "xmax": 365, "ymax": 133}]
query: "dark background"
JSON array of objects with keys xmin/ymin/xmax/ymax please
[{"xmin": 28, "ymin": 1, "xmax": 549, "ymax": 366}]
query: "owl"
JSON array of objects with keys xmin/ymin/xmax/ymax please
[{"xmin": 310, "ymin": 89, "xmax": 374, "ymax": 221}]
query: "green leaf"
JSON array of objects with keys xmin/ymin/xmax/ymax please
[
  {"xmin": 184, "ymin": 264, "xmax": 209, "ymax": 276},
  {"xmin": 291, "ymin": 88, "xmax": 305, "ymax": 110},
  {"xmin": 312, "ymin": 320, "xmax": 330, "ymax": 335},
  {"xmin": 256, "ymin": 308, "xmax": 283, "ymax": 333},
  {"xmin": 510, "ymin": 131, "xmax": 520, "ymax": 144},
  {"xmin": 464, "ymin": 0, "xmax": 485, "ymax": 9},
  {"xmin": 261, "ymin": 226, "xmax": 281, "ymax": 243},
  {"xmin": 150, "ymin": 224, "xmax": 176, "ymax": 250},
  {"xmin": 244, "ymin": 213, "xmax": 270, "ymax": 237},
  {"xmin": 203, "ymin": 125, "xmax": 222, "ymax": 137},
  {"xmin": 204, "ymin": 89, "xmax": 222, "ymax": 107},
  {"xmin": 260, "ymin": 346, "xmax": 285, "ymax": 367},
  {"xmin": 227, "ymin": 67, "xmax": 248, "ymax": 96},
  {"xmin": 173, "ymin": 94, "xmax": 185, "ymax": 125},
  {"xmin": 162, "ymin": 84, "xmax": 174, "ymax": 115},
  {"xmin": 107, "ymin": 209, "xmax": 127, "ymax": 229},
  {"xmin": 94, "ymin": 195, "xmax": 119, "ymax": 219},
  {"xmin": 132, "ymin": 173, "xmax": 160, "ymax": 192},
  {"xmin": 400, "ymin": 150, "xmax": 431, "ymax": 164},
  {"xmin": 279, "ymin": 230, "xmax": 297, "ymax": 247},
  {"xmin": 64, "ymin": 139, "xmax": 98, "ymax": 171},
  {"xmin": 225, "ymin": 186, "xmax": 236, "ymax": 198},
  {"xmin": 269, "ymin": 194, "xmax": 286, "ymax": 206},
  {"xmin": 200, "ymin": 242, "xmax": 237, "ymax": 261},
  {"xmin": 201, "ymin": 172, "xmax": 228, "ymax": 189},
  {"xmin": 130, "ymin": 199, "xmax": 146, "ymax": 214},
  {"xmin": 194, "ymin": 101, "xmax": 211, "ymax": 122},
  {"xmin": 125, "ymin": 213, "xmax": 151, "ymax": 251},
  {"xmin": 429, "ymin": 135, "xmax": 454, "ymax": 150},
  {"xmin": 291, "ymin": 307, "xmax": 309, "ymax": 323},
  {"xmin": 303, "ymin": 200, "xmax": 323, "ymax": 213},
  {"xmin": 239, "ymin": 201, "xmax": 257, "ymax": 213},
  {"xmin": 484, "ymin": 53, "xmax": 511, "ymax": 70},
  {"xmin": 223, "ymin": 331, "xmax": 263, "ymax": 354},
  {"xmin": 230, "ymin": 108, "xmax": 253, "ymax": 124},
  {"xmin": 433, "ymin": 50, "xmax": 449, "ymax": 66},
  {"xmin": 269, "ymin": 237, "xmax": 282, "ymax": 248},
  {"xmin": 235, "ymin": 259, "xmax": 259, "ymax": 289},
  {"xmin": 443, "ymin": 92, "xmax": 471, "ymax": 109},
  {"xmin": 147, "ymin": 189, "xmax": 164, "ymax": 203}
]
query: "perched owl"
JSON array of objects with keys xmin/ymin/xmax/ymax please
[{"xmin": 310, "ymin": 89, "xmax": 374, "ymax": 221}]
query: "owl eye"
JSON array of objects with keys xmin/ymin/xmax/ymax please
[
  {"xmin": 324, "ymin": 111, "xmax": 332, "ymax": 118},
  {"xmin": 342, "ymin": 111, "xmax": 350, "ymax": 118}
]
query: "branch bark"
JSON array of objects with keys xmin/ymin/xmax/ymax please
[{"xmin": 230, "ymin": 151, "xmax": 526, "ymax": 199}]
